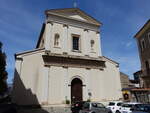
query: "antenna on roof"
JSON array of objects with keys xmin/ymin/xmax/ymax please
[{"xmin": 73, "ymin": 0, "xmax": 77, "ymax": 8}]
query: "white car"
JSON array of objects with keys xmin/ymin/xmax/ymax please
[
  {"xmin": 120, "ymin": 102, "xmax": 142, "ymax": 113},
  {"xmin": 107, "ymin": 101, "xmax": 123, "ymax": 113}
]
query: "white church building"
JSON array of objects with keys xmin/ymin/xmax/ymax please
[{"xmin": 12, "ymin": 8, "xmax": 122, "ymax": 106}]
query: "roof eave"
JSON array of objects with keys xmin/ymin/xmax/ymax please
[
  {"xmin": 45, "ymin": 8, "xmax": 102, "ymax": 27},
  {"xmin": 46, "ymin": 12, "xmax": 101, "ymax": 27},
  {"xmin": 15, "ymin": 48, "xmax": 45, "ymax": 57},
  {"xmin": 134, "ymin": 19, "xmax": 150, "ymax": 39},
  {"xmin": 36, "ymin": 23, "xmax": 46, "ymax": 48}
]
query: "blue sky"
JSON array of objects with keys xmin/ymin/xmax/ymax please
[{"xmin": 0, "ymin": 0, "xmax": 150, "ymax": 83}]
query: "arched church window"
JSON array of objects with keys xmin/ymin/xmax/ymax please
[
  {"xmin": 90, "ymin": 40, "xmax": 95, "ymax": 51},
  {"xmin": 54, "ymin": 33, "xmax": 60, "ymax": 47}
]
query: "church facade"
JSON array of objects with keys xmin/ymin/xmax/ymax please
[{"xmin": 12, "ymin": 8, "xmax": 122, "ymax": 106}]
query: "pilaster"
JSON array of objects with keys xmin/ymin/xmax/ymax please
[
  {"xmin": 41, "ymin": 66, "xmax": 50, "ymax": 105},
  {"xmin": 63, "ymin": 66, "xmax": 69, "ymax": 102},
  {"xmin": 63, "ymin": 24, "xmax": 69, "ymax": 53},
  {"xmin": 96, "ymin": 32, "xmax": 102, "ymax": 56},
  {"xmin": 83, "ymin": 68, "xmax": 91, "ymax": 101},
  {"xmin": 45, "ymin": 22, "xmax": 53, "ymax": 51},
  {"xmin": 83, "ymin": 29, "xmax": 89, "ymax": 55}
]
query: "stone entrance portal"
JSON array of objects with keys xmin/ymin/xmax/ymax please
[{"xmin": 71, "ymin": 78, "xmax": 83, "ymax": 103}]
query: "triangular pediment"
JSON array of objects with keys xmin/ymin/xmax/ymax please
[
  {"xmin": 45, "ymin": 8, "xmax": 101, "ymax": 26},
  {"xmin": 69, "ymin": 14, "xmax": 87, "ymax": 21}
]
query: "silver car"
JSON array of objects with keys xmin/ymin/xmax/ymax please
[{"xmin": 79, "ymin": 102, "xmax": 112, "ymax": 113}]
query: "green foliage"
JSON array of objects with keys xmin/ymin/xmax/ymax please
[
  {"xmin": 65, "ymin": 99, "xmax": 70, "ymax": 104},
  {"xmin": 87, "ymin": 99, "xmax": 91, "ymax": 102},
  {"xmin": 0, "ymin": 41, "xmax": 8, "ymax": 95}
]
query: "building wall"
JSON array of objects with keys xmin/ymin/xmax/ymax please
[
  {"xmin": 44, "ymin": 22, "xmax": 101, "ymax": 58},
  {"xmin": 137, "ymin": 26, "xmax": 150, "ymax": 87},
  {"xmin": 12, "ymin": 51, "xmax": 46, "ymax": 105},
  {"xmin": 120, "ymin": 72, "xmax": 130, "ymax": 89},
  {"xmin": 137, "ymin": 27, "xmax": 150, "ymax": 72},
  {"xmin": 12, "ymin": 52, "xmax": 122, "ymax": 105},
  {"xmin": 47, "ymin": 59, "xmax": 121, "ymax": 105},
  {"xmin": 101, "ymin": 59, "xmax": 122, "ymax": 102}
]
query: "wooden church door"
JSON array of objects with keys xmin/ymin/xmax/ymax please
[{"xmin": 71, "ymin": 78, "xmax": 83, "ymax": 103}]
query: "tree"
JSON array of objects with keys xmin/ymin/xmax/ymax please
[{"xmin": 0, "ymin": 41, "xmax": 8, "ymax": 96}]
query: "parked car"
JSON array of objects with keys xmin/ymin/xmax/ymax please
[
  {"xmin": 79, "ymin": 102, "xmax": 112, "ymax": 113},
  {"xmin": 130, "ymin": 104, "xmax": 150, "ymax": 113},
  {"xmin": 120, "ymin": 102, "xmax": 142, "ymax": 113},
  {"xmin": 107, "ymin": 101, "xmax": 123, "ymax": 113},
  {"xmin": 0, "ymin": 103, "xmax": 17, "ymax": 113},
  {"xmin": 71, "ymin": 101, "xmax": 86, "ymax": 113}
]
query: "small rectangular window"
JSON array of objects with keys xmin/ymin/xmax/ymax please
[
  {"xmin": 141, "ymin": 39, "xmax": 146, "ymax": 51},
  {"xmin": 148, "ymin": 33, "xmax": 150, "ymax": 45},
  {"xmin": 145, "ymin": 60, "xmax": 150, "ymax": 75},
  {"xmin": 72, "ymin": 35, "xmax": 80, "ymax": 51}
]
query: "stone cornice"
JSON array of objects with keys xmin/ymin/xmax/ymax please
[
  {"xmin": 42, "ymin": 54, "xmax": 105, "ymax": 69},
  {"xmin": 47, "ymin": 21, "xmax": 53, "ymax": 25},
  {"xmin": 84, "ymin": 29, "xmax": 89, "ymax": 32},
  {"xmin": 46, "ymin": 12, "xmax": 100, "ymax": 26},
  {"xmin": 46, "ymin": 13, "xmax": 100, "ymax": 32},
  {"xmin": 44, "ymin": 52, "xmax": 104, "ymax": 61},
  {"xmin": 63, "ymin": 24, "xmax": 69, "ymax": 28}
]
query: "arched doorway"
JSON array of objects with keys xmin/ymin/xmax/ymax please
[{"xmin": 71, "ymin": 78, "xmax": 83, "ymax": 103}]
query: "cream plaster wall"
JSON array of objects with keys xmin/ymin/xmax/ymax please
[
  {"xmin": 13, "ymin": 53, "xmax": 122, "ymax": 105},
  {"xmin": 45, "ymin": 22, "xmax": 102, "ymax": 57},
  {"xmin": 101, "ymin": 60, "xmax": 122, "ymax": 102},
  {"xmin": 87, "ymin": 60, "xmax": 122, "ymax": 103},
  {"xmin": 12, "ymin": 51, "xmax": 46, "ymax": 105},
  {"xmin": 47, "ymin": 66, "xmax": 89, "ymax": 104},
  {"xmin": 45, "ymin": 61, "xmax": 122, "ymax": 105}
]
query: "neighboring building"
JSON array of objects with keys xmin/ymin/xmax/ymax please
[
  {"xmin": 134, "ymin": 19, "xmax": 150, "ymax": 88},
  {"xmin": 12, "ymin": 8, "xmax": 122, "ymax": 106},
  {"xmin": 120, "ymin": 72, "xmax": 131, "ymax": 102},
  {"xmin": 120, "ymin": 72, "xmax": 131, "ymax": 89},
  {"xmin": 120, "ymin": 72, "xmax": 140, "ymax": 102},
  {"xmin": 132, "ymin": 19, "xmax": 150, "ymax": 103},
  {"xmin": 120, "ymin": 72, "xmax": 139, "ymax": 89},
  {"xmin": 133, "ymin": 70, "xmax": 143, "ymax": 87}
]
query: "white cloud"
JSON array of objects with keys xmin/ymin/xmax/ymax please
[{"xmin": 126, "ymin": 41, "xmax": 133, "ymax": 47}]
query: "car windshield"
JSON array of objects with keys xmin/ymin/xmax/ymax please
[
  {"xmin": 117, "ymin": 103, "xmax": 122, "ymax": 106},
  {"xmin": 108, "ymin": 102, "xmax": 115, "ymax": 106},
  {"xmin": 135, "ymin": 104, "xmax": 150, "ymax": 112},
  {"xmin": 92, "ymin": 103, "xmax": 105, "ymax": 108},
  {"xmin": 83, "ymin": 103, "xmax": 90, "ymax": 109},
  {"xmin": 122, "ymin": 104, "xmax": 133, "ymax": 108}
]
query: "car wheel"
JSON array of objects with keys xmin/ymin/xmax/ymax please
[{"xmin": 116, "ymin": 110, "xmax": 120, "ymax": 113}]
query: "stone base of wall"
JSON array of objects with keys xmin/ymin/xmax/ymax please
[{"xmin": 17, "ymin": 106, "xmax": 72, "ymax": 113}]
